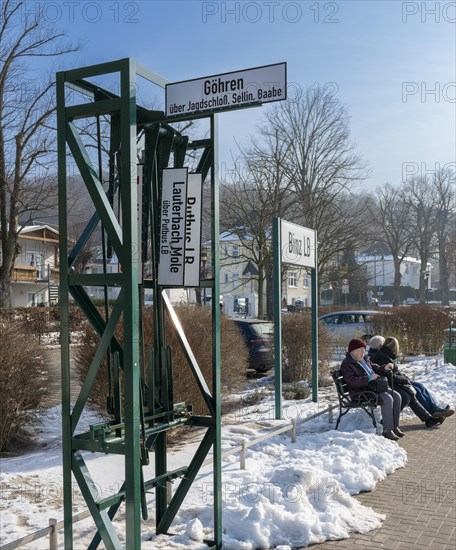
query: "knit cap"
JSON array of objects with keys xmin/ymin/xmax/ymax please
[{"xmin": 348, "ymin": 338, "xmax": 367, "ymax": 353}]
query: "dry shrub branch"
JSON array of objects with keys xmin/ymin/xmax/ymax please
[
  {"xmin": 281, "ymin": 313, "xmax": 333, "ymax": 384},
  {"xmin": 0, "ymin": 322, "xmax": 49, "ymax": 452},
  {"xmin": 74, "ymin": 306, "xmax": 247, "ymax": 416},
  {"xmin": 371, "ymin": 306, "xmax": 453, "ymax": 355}
]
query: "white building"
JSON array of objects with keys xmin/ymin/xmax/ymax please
[
  {"xmin": 358, "ymin": 255, "xmax": 432, "ymax": 289},
  {"xmin": 0, "ymin": 225, "xmax": 60, "ymax": 307},
  {"xmin": 218, "ymin": 231, "xmax": 312, "ymax": 314}
]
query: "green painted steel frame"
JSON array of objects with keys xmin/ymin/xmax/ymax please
[{"xmin": 57, "ymin": 58, "xmax": 222, "ymax": 549}]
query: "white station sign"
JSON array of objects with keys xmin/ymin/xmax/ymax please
[
  {"xmin": 158, "ymin": 169, "xmax": 204, "ymax": 287},
  {"xmin": 158, "ymin": 168, "xmax": 188, "ymax": 286},
  {"xmin": 184, "ymin": 173, "xmax": 203, "ymax": 287},
  {"xmin": 281, "ymin": 220, "xmax": 316, "ymax": 269},
  {"xmin": 166, "ymin": 62, "xmax": 287, "ymax": 118}
]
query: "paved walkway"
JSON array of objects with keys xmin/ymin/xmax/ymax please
[{"xmin": 311, "ymin": 415, "xmax": 456, "ymax": 549}]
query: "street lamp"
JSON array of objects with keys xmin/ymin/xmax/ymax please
[{"xmin": 422, "ymin": 270, "xmax": 431, "ymax": 303}]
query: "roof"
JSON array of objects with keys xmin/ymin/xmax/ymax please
[{"xmin": 19, "ymin": 224, "xmax": 59, "ymax": 236}]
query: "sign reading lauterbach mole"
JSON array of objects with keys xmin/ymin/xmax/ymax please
[
  {"xmin": 281, "ymin": 220, "xmax": 316, "ymax": 269},
  {"xmin": 166, "ymin": 62, "xmax": 287, "ymax": 118},
  {"xmin": 158, "ymin": 168, "xmax": 188, "ymax": 286}
]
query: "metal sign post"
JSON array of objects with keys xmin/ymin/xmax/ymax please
[
  {"xmin": 273, "ymin": 218, "xmax": 283, "ymax": 419},
  {"xmin": 273, "ymin": 218, "xmax": 319, "ymax": 418}
]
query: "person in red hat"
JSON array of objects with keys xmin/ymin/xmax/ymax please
[{"xmin": 340, "ymin": 338, "xmax": 403, "ymax": 441}]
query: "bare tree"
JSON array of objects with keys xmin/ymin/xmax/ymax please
[
  {"xmin": 220, "ymin": 129, "xmax": 293, "ymax": 318},
  {"xmin": 431, "ymin": 168, "xmax": 456, "ymax": 306},
  {"xmin": 403, "ymin": 176, "xmax": 440, "ymax": 304},
  {"xmin": 264, "ymin": 85, "xmax": 369, "ymax": 286},
  {"xmin": 370, "ymin": 183, "xmax": 414, "ymax": 306},
  {"xmin": 0, "ymin": 0, "xmax": 79, "ymax": 306}
]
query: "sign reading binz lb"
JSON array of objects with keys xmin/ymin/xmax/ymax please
[
  {"xmin": 166, "ymin": 62, "xmax": 287, "ymax": 117},
  {"xmin": 281, "ymin": 220, "xmax": 316, "ymax": 269}
]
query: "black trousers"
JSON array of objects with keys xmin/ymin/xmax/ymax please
[{"xmin": 397, "ymin": 386, "xmax": 431, "ymax": 422}]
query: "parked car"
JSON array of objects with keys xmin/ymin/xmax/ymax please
[
  {"xmin": 233, "ymin": 319, "xmax": 274, "ymax": 373},
  {"xmin": 319, "ymin": 310, "xmax": 381, "ymax": 344}
]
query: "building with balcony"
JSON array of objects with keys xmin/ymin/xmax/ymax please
[
  {"xmin": 1, "ymin": 225, "xmax": 60, "ymax": 307},
  {"xmin": 218, "ymin": 231, "xmax": 312, "ymax": 313}
]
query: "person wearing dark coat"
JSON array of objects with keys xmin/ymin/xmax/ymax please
[
  {"xmin": 340, "ymin": 338, "xmax": 402, "ymax": 441},
  {"xmin": 368, "ymin": 335, "xmax": 454, "ymax": 421},
  {"xmin": 371, "ymin": 336, "xmax": 441, "ymax": 428}
]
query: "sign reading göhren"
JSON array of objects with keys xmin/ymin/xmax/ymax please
[
  {"xmin": 281, "ymin": 220, "xmax": 316, "ymax": 269},
  {"xmin": 166, "ymin": 62, "xmax": 287, "ymax": 118}
]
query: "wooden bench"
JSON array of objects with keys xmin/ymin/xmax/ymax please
[{"xmin": 331, "ymin": 369, "xmax": 380, "ymax": 430}]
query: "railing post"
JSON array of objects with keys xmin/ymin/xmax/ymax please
[
  {"xmin": 328, "ymin": 405, "xmax": 334, "ymax": 424},
  {"xmin": 240, "ymin": 442, "xmax": 246, "ymax": 470},
  {"xmin": 49, "ymin": 518, "xmax": 58, "ymax": 550},
  {"xmin": 291, "ymin": 419, "xmax": 297, "ymax": 443}
]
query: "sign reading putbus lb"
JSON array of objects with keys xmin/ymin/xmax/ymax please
[
  {"xmin": 166, "ymin": 62, "xmax": 287, "ymax": 118},
  {"xmin": 158, "ymin": 168, "xmax": 188, "ymax": 286},
  {"xmin": 280, "ymin": 220, "xmax": 316, "ymax": 269}
]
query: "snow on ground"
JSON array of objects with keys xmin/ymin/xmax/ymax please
[{"xmin": 0, "ymin": 356, "xmax": 454, "ymax": 549}]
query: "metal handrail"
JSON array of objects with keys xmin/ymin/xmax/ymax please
[{"xmin": 0, "ymin": 404, "xmax": 336, "ymax": 550}]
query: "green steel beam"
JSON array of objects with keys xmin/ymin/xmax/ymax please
[
  {"xmin": 87, "ymin": 481, "xmax": 126, "ymax": 550},
  {"xmin": 311, "ymin": 238, "xmax": 319, "ymax": 402},
  {"xmin": 63, "ymin": 59, "xmax": 123, "ymax": 82},
  {"xmin": 57, "ymin": 69, "xmax": 73, "ymax": 550},
  {"xmin": 273, "ymin": 218, "xmax": 283, "ymax": 420},
  {"xmin": 72, "ymin": 451, "xmax": 123, "ymax": 550},
  {"xmin": 69, "ymin": 285, "xmax": 123, "ymax": 357},
  {"xmin": 68, "ymin": 273, "xmax": 123, "ymax": 286},
  {"xmin": 68, "ymin": 210, "xmax": 100, "ymax": 269},
  {"xmin": 66, "ymin": 121, "xmax": 124, "ymax": 262},
  {"xmin": 71, "ymin": 290, "xmax": 124, "ymax": 432},
  {"xmin": 156, "ymin": 428, "xmax": 215, "ymax": 534},
  {"xmin": 196, "ymin": 146, "xmax": 213, "ymax": 183},
  {"xmin": 119, "ymin": 57, "xmax": 141, "ymax": 550},
  {"xmin": 210, "ymin": 114, "xmax": 223, "ymax": 549},
  {"xmin": 66, "ymin": 98, "xmax": 121, "ymax": 120}
]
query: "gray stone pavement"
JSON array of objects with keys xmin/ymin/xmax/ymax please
[{"xmin": 309, "ymin": 415, "xmax": 456, "ymax": 550}]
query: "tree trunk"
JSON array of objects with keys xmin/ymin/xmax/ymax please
[
  {"xmin": 439, "ymin": 247, "xmax": 449, "ymax": 306},
  {"xmin": 392, "ymin": 259, "xmax": 402, "ymax": 306},
  {"xmin": 257, "ymin": 265, "xmax": 264, "ymax": 320},
  {"xmin": 0, "ymin": 266, "xmax": 12, "ymax": 307},
  {"xmin": 418, "ymin": 265, "xmax": 427, "ymax": 305}
]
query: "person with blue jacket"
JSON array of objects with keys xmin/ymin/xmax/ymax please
[{"xmin": 368, "ymin": 335, "xmax": 454, "ymax": 422}]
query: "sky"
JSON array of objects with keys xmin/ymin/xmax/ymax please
[
  {"xmin": 1, "ymin": 355, "xmax": 454, "ymax": 548},
  {"xmin": 28, "ymin": 0, "xmax": 455, "ymax": 191}
]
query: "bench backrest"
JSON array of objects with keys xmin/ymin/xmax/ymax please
[{"xmin": 331, "ymin": 369, "xmax": 350, "ymax": 398}]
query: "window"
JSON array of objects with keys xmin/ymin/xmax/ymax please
[
  {"xmin": 303, "ymin": 273, "xmax": 310, "ymax": 288},
  {"xmin": 26, "ymin": 252, "xmax": 45, "ymax": 279},
  {"xmin": 27, "ymin": 291, "xmax": 45, "ymax": 306},
  {"xmin": 288, "ymin": 272, "xmax": 298, "ymax": 288},
  {"xmin": 224, "ymin": 273, "xmax": 229, "ymax": 284},
  {"xmin": 232, "ymin": 244, "xmax": 239, "ymax": 257}
]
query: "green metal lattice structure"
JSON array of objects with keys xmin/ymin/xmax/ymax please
[{"xmin": 57, "ymin": 58, "xmax": 222, "ymax": 549}]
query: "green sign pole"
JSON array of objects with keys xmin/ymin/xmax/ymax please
[
  {"xmin": 273, "ymin": 218, "xmax": 283, "ymax": 420},
  {"xmin": 311, "ymin": 236, "xmax": 318, "ymax": 402}
]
